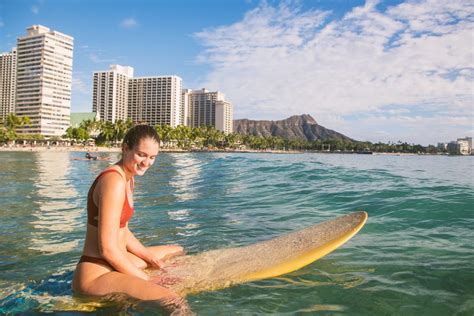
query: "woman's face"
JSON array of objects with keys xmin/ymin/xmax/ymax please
[{"xmin": 123, "ymin": 137, "xmax": 159, "ymax": 176}]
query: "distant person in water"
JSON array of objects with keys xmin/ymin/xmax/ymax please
[
  {"xmin": 85, "ymin": 152, "xmax": 98, "ymax": 160},
  {"xmin": 73, "ymin": 152, "xmax": 110, "ymax": 161},
  {"xmin": 72, "ymin": 125, "xmax": 188, "ymax": 313}
]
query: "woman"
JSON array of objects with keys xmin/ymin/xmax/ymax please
[{"xmin": 72, "ymin": 125, "xmax": 186, "ymax": 310}]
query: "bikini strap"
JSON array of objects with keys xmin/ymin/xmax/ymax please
[
  {"xmin": 97, "ymin": 168, "xmax": 124, "ymax": 180},
  {"xmin": 97, "ymin": 168, "xmax": 134, "ymax": 192}
]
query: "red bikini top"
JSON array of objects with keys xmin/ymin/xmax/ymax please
[{"xmin": 87, "ymin": 169, "xmax": 134, "ymax": 228}]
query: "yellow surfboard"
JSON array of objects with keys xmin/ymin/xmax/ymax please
[{"xmin": 148, "ymin": 211, "xmax": 368, "ymax": 295}]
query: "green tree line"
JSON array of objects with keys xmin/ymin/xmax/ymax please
[
  {"xmin": 63, "ymin": 118, "xmax": 445, "ymax": 154},
  {"xmin": 1, "ymin": 113, "xmax": 446, "ymax": 154}
]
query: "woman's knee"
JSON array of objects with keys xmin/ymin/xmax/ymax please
[
  {"xmin": 162, "ymin": 245, "xmax": 184, "ymax": 259},
  {"xmin": 169, "ymin": 244, "xmax": 184, "ymax": 254},
  {"xmin": 147, "ymin": 244, "xmax": 184, "ymax": 260}
]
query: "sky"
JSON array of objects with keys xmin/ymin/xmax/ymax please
[{"xmin": 0, "ymin": 0, "xmax": 473, "ymax": 145}]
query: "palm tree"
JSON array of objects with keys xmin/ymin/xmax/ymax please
[
  {"xmin": 172, "ymin": 125, "xmax": 192, "ymax": 149},
  {"xmin": 80, "ymin": 118, "xmax": 101, "ymax": 137},
  {"xmin": 113, "ymin": 119, "xmax": 129, "ymax": 145},
  {"xmin": 64, "ymin": 126, "xmax": 75, "ymax": 140},
  {"xmin": 200, "ymin": 125, "xmax": 225, "ymax": 148},
  {"xmin": 64, "ymin": 126, "xmax": 90, "ymax": 142},
  {"xmin": 273, "ymin": 137, "xmax": 285, "ymax": 150},
  {"xmin": 225, "ymin": 133, "xmax": 239, "ymax": 149},
  {"xmin": 155, "ymin": 124, "xmax": 173, "ymax": 148},
  {"xmin": 3, "ymin": 113, "xmax": 30, "ymax": 131},
  {"xmin": 1, "ymin": 113, "xmax": 31, "ymax": 143},
  {"xmin": 98, "ymin": 121, "xmax": 115, "ymax": 145},
  {"xmin": 190, "ymin": 126, "xmax": 204, "ymax": 149},
  {"xmin": 213, "ymin": 129, "xmax": 225, "ymax": 148}
]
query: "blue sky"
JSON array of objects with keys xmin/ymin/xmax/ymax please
[{"xmin": 1, "ymin": 0, "xmax": 472, "ymax": 145}]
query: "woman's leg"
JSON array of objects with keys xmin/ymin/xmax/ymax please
[
  {"xmin": 87, "ymin": 271, "xmax": 189, "ymax": 312},
  {"xmin": 89, "ymin": 271, "xmax": 173, "ymax": 298}
]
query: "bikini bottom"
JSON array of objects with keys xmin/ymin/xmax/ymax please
[{"xmin": 79, "ymin": 255, "xmax": 114, "ymax": 270}]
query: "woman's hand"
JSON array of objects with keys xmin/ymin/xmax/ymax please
[{"xmin": 145, "ymin": 252, "xmax": 167, "ymax": 270}]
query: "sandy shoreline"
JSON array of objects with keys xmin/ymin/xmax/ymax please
[
  {"xmin": 0, "ymin": 146, "xmax": 454, "ymax": 156},
  {"xmin": 0, "ymin": 145, "xmax": 121, "ymax": 152},
  {"xmin": 0, "ymin": 145, "xmax": 301, "ymax": 154}
]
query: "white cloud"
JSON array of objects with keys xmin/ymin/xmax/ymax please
[
  {"xmin": 194, "ymin": 0, "xmax": 474, "ymax": 144},
  {"xmin": 0, "ymin": 21, "xmax": 4, "ymax": 28},
  {"xmin": 31, "ymin": 5, "xmax": 39, "ymax": 14},
  {"xmin": 71, "ymin": 72, "xmax": 94, "ymax": 112},
  {"xmin": 342, "ymin": 114, "xmax": 473, "ymax": 145},
  {"xmin": 120, "ymin": 18, "xmax": 138, "ymax": 29},
  {"xmin": 88, "ymin": 53, "xmax": 116, "ymax": 64},
  {"xmin": 72, "ymin": 76, "xmax": 89, "ymax": 94}
]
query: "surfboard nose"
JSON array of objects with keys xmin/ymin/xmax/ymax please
[{"xmin": 354, "ymin": 210, "xmax": 368, "ymax": 221}]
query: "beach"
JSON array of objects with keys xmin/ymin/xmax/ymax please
[{"xmin": 0, "ymin": 145, "xmax": 121, "ymax": 152}]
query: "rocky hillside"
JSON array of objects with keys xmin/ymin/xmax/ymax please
[{"xmin": 233, "ymin": 114, "xmax": 354, "ymax": 142}]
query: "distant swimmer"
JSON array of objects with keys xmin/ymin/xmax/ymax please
[
  {"xmin": 72, "ymin": 152, "xmax": 111, "ymax": 161},
  {"xmin": 85, "ymin": 152, "xmax": 98, "ymax": 160}
]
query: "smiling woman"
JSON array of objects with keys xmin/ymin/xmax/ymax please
[{"xmin": 71, "ymin": 124, "xmax": 188, "ymax": 313}]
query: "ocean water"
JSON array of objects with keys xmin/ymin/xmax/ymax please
[{"xmin": 0, "ymin": 151, "xmax": 473, "ymax": 315}]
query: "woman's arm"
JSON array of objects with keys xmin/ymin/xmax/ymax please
[
  {"xmin": 126, "ymin": 229, "xmax": 165, "ymax": 269},
  {"xmin": 96, "ymin": 173, "xmax": 150, "ymax": 280}
]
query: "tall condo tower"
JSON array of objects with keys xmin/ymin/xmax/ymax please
[
  {"xmin": 92, "ymin": 65, "xmax": 134, "ymax": 123},
  {"xmin": 215, "ymin": 100, "xmax": 233, "ymax": 135},
  {"xmin": 181, "ymin": 88, "xmax": 192, "ymax": 126},
  {"xmin": 183, "ymin": 88, "xmax": 234, "ymax": 134},
  {"xmin": 128, "ymin": 76, "xmax": 182, "ymax": 127},
  {"xmin": 0, "ymin": 48, "xmax": 16, "ymax": 121},
  {"xmin": 16, "ymin": 25, "xmax": 74, "ymax": 136}
]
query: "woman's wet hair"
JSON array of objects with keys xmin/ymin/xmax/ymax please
[{"xmin": 122, "ymin": 124, "xmax": 160, "ymax": 149}]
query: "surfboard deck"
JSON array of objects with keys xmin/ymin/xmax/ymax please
[{"xmin": 147, "ymin": 211, "xmax": 368, "ymax": 295}]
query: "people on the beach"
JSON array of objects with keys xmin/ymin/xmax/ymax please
[{"xmin": 72, "ymin": 125, "xmax": 188, "ymax": 313}]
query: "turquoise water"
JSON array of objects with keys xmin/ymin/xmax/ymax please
[{"xmin": 0, "ymin": 151, "xmax": 473, "ymax": 315}]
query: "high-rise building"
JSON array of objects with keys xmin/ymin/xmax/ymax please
[
  {"xmin": 92, "ymin": 65, "xmax": 133, "ymax": 123},
  {"xmin": 180, "ymin": 89, "xmax": 191, "ymax": 125},
  {"xmin": 0, "ymin": 48, "xmax": 16, "ymax": 121},
  {"xmin": 215, "ymin": 100, "xmax": 233, "ymax": 134},
  {"xmin": 181, "ymin": 88, "xmax": 192, "ymax": 126},
  {"xmin": 16, "ymin": 25, "xmax": 73, "ymax": 136},
  {"xmin": 457, "ymin": 137, "xmax": 472, "ymax": 155},
  {"xmin": 92, "ymin": 66, "xmax": 184, "ymax": 127},
  {"xmin": 128, "ymin": 76, "xmax": 182, "ymax": 127},
  {"xmin": 183, "ymin": 88, "xmax": 234, "ymax": 134}
]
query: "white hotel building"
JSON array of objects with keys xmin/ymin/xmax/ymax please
[
  {"xmin": 183, "ymin": 88, "xmax": 233, "ymax": 134},
  {"xmin": 0, "ymin": 48, "xmax": 17, "ymax": 121},
  {"xmin": 128, "ymin": 76, "xmax": 182, "ymax": 127},
  {"xmin": 92, "ymin": 65, "xmax": 133, "ymax": 123},
  {"xmin": 93, "ymin": 65, "xmax": 183, "ymax": 127},
  {"xmin": 92, "ymin": 65, "xmax": 233, "ymax": 133},
  {"xmin": 15, "ymin": 25, "xmax": 74, "ymax": 136}
]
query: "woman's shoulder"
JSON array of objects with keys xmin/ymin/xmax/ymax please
[
  {"xmin": 91, "ymin": 167, "xmax": 127, "ymax": 205},
  {"xmin": 98, "ymin": 165, "xmax": 125, "ymax": 177},
  {"xmin": 96, "ymin": 167, "xmax": 126, "ymax": 188}
]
